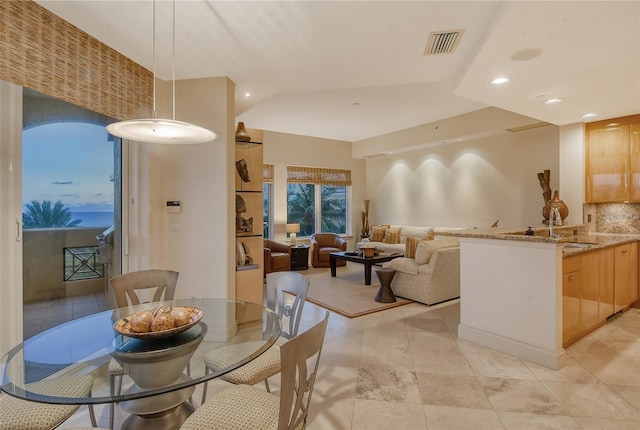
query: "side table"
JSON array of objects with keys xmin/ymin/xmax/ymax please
[
  {"xmin": 290, "ymin": 245, "xmax": 310, "ymax": 270},
  {"xmin": 374, "ymin": 268, "xmax": 396, "ymax": 303}
]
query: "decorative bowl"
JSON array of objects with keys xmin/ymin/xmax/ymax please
[{"xmin": 113, "ymin": 306, "xmax": 203, "ymax": 340}]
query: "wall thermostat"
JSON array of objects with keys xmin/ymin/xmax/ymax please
[{"xmin": 166, "ymin": 201, "xmax": 181, "ymax": 213}]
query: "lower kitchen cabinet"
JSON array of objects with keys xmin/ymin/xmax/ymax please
[
  {"xmin": 562, "ymin": 246, "xmax": 622, "ymax": 348},
  {"xmin": 562, "ymin": 263, "xmax": 581, "ymax": 345},
  {"xmin": 614, "ymin": 242, "xmax": 639, "ymax": 312}
]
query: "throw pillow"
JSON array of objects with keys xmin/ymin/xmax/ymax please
[
  {"xmin": 405, "ymin": 237, "xmax": 420, "ymax": 259},
  {"xmin": 414, "ymin": 238, "xmax": 460, "ymax": 265},
  {"xmin": 383, "ymin": 227, "xmax": 401, "ymax": 244},
  {"xmin": 370, "ymin": 225, "xmax": 388, "ymax": 242}
]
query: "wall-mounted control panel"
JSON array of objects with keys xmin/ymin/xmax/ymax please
[{"xmin": 166, "ymin": 201, "xmax": 181, "ymax": 213}]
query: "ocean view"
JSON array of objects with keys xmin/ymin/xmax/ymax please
[{"xmin": 71, "ymin": 211, "xmax": 114, "ymax": 228}]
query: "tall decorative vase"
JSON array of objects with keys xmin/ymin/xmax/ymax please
[
  {"xmin": 361, "ymin": 199, "xmax": 370, "ymax": 238},
  {"xmin": 235, "ymin": 122, "xmax": 251, "ymax": 142},
  {"xmin": 542, "ymin": 190, "xmax": 569, "ymax": 223}
]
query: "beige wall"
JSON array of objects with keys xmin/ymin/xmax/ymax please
[
  {"xmin": 262, "ymin": 130, "xmax": 366, "ymax": 250},
  {"xmin": 126, "ymin": 77, "xmax": 235, "ymax": 300},
  {"xmin": 364, "ymin": 126, "xmax": 561, "ymax": 229}
]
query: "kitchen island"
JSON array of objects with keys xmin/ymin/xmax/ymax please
[{"xmin": 440, "ymin": 225, "xmax": 639, "ymax": 370}]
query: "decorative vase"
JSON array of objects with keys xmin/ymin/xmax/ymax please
[
  {"xmin": 235, "ymin": 122, "xmax": 251, "ymax": 142},
  {"xmin": 361, "ymin": 199, "xmax": 370, "ymax": 238},
  {"xmin": 542, "ymin": 190, "xmax": 569, "ymax": 223}
]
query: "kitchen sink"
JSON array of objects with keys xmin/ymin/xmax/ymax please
[{"xmin": 563, "ymin": 242, "xmax": 597, "ymax": 248}]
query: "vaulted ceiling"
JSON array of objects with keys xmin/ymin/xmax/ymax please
[{"xmin": 37, "ymin": 1, "xmax": 640, "ymax": 142}]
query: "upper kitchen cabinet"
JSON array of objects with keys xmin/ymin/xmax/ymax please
[{"xmin": 586, "ymin": 114, "xmax": 640, "ymax": 203}]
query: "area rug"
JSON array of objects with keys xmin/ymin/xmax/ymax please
[{"xmin": 304, "ymin": 263, "xmax": 411, "ymax": 318}]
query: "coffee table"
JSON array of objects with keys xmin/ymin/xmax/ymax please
[{"xmin": 330, "ymin": 251, "xmax": 403, "ymax": 285}]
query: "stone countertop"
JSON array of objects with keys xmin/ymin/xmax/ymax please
[{"xmin": 437, "ymin": 224, "xmax": 640, "ymax": 256}]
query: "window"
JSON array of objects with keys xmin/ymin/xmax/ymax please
[
  {"xmin": 287, "ymin": 166, "xmax": 351, "ymax": 236},
  {"xmin": 263, "ymin": 164, "xmax": 274, "ymax": 239}
]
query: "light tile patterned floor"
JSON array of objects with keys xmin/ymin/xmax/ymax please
[{"xmin": 25, "ymin": 293, "xmax": 640, "ymax": 429}]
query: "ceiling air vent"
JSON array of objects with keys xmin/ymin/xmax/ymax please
[
  {"xmin": 362, "ymin": 153, "xmax": 390, "ymax": 159},
  {"xmin": 505, "ymin": 122, "xmax": 551, "ymax": 132},
  {"xmin": 424, "ymin": 29, "xmax": 465, "ymax": 56}
]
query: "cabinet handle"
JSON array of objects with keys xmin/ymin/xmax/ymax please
[
  {"xmin": 569, "ymin": 275, "xmax": 575, "ymax": 281},
  {"xmin": 622, "ymin": 249, "xmax": 628, "ymax": 255}
]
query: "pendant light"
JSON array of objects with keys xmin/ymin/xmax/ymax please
[{"xmin": 106, "ymin": 0, "xmax": 217, "ymax": 144}]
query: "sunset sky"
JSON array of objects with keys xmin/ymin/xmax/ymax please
[{"xmin": 22, "ymin": 122, "xmax": 115, "ymax": 213}]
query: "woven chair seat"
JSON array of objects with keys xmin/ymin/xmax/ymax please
[
  {"xmin": 183, "ymin": 384, "xmax": 304, "ymax": 430},
  {"xmin": 0, "ymin": 374, "xmax": 94, "ymax": 430},
  {"xmin": 108, "ymin": 358, "xmax": 123, "ymax": 374},
  {"xmin": 204, "ymin": 340, "xmax": 281, "ymax": 386}
]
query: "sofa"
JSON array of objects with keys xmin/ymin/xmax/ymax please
[
  {"xmin": 310, "ymin": 233, "xmax": 347, "ymax": 267},
  {"xmin": 263, "ymin": 239, "xmax": 291, "ymax": 277},
  {"xmin": 357, "ymin": 224, "xmax": 467, "ymax": 254},
  {"xmin": 381, "ymin": 237, "xmax": 460, "ymax": 305},
  {"xmin": 357, "ymin": 225, "xmax": 433, "ymax": 254}
]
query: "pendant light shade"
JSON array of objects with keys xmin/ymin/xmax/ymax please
[
  {"xmin": 106, "ymin": 118, "xmax": 217, "ymax": 145},
  {"xmin": 106, "ymin": 0, "xmax": 216, "ymax": 144}
]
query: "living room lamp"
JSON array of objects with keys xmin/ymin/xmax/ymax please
[
  {"xmin": 106, "ymin": 0, "xmax": 217, "ymax": 145},
  {"xmin": 286, "ymin": 223, "xmax": 301, "ymax": 245}
]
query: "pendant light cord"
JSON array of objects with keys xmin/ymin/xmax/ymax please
[
  {"xmin": 152, "ymin": 0, "xmax": 157, "ymax": 119},
  {"xmin": 172, "ymin": 0, "xmax": 176, "ymax": 121}
]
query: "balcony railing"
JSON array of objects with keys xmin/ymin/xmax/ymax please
[
  {"xmin": 23, "ymin": 227, "xmax": 107, "ymax": 302},
  {"xmin": 64, "ymin": 246, "xmax": 103, "ymax": 281}
]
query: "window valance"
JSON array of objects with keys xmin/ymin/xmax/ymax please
[
  {"xmin": 287, "ymin": 166, "xmax": 351, "ymax": 186},
  {"xmin": 263, "ymin": 164, "xmax": 274, "ymax": 183}
]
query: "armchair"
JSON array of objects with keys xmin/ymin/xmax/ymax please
[
  {"xmin": 310, "ymin": 233, "xmax": 347, "ymax": 267},
  {"xmin": 263, "ymin": 239, "xmax": 291, "ymax": 277}
]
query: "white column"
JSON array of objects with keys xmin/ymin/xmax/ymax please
[{"xmin": 0, "ymin": 80, "xmax": 24, "ymax": 356}]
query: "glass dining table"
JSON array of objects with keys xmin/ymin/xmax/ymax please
[{"xmin": 0, "ymin": 298, "xmax": 281, "ymax": 430}]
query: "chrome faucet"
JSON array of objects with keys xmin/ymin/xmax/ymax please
[{"xmin": 549, "ymin": 206, "xmax": 563, "ymax": 239}]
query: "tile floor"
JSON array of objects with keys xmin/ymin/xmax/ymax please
[{"xmin": 23, "ymin": 292, "xmax": 640, "ymax": 429}]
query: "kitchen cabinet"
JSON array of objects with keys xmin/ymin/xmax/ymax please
[
  {"xmin": 562, "ymin": 256, "xmax": 581, "ymax": 345},
  {"xmin": 235, "ymin": 140, "xmax": 264, "ymax": 307},
  {"xmin": 585, "ymin": 114, "xmax": 640, "ymax": 203},
  {"xmin": 614, "ymin": 242, "xmax": 638, "ymax": 312},
  {"xmin": 562, "ymin": 247, "xmax": 615, "ymax": 347}
]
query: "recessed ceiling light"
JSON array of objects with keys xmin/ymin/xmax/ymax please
[
  {"xmin": 544, "ymin": 98, "xmax": 562, "ymax": 104},
  {"xmin": 509, "ymin": 48, "xmax": 543, "ymax": 62},
  {"xmin": 244, "ymin": 92, "xmax": 251, "ymax": 97},
  {"xmin": 582, "ymin": 113, "xmax": 597, "ymax": 118},
  {"xmin": 491, "ymin": 76, "xmax": 510, "ymax": 85}
]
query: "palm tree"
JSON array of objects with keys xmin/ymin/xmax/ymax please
[
  {"xmin": 287, "ymin": 184, "xmax": 315, "ymax": 235},
  {"xmin": 319, "ymin": 185, "xmax": 346, "ymax": 233},
  {"xmin": 287, "ymin": 184, "xmax": 346, "ymax": 235},
  {"xmin": 22, "ymin": 200, "xmax": 82, "ymax": 229}
]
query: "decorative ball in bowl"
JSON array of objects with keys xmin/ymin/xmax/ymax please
[{"xmin": 113, "ymin": 305, "xmax": 203, "ymax": 340}]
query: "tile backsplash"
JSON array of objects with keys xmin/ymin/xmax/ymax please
[{"xmin": 584, "ymin": 203, "xmax": 640, "ymax": 234}]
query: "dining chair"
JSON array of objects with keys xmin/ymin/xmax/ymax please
[
  {"xmin": 201, "ymin": 271, "xmax": 310, "ymax": 404},
  {"xmin": 0, "ymin": 374, "xmax": 97, "ymax": 430},
  {"xmin": 108, "ymin": 269, "xmax": 179, "ymax": 429},
  {"xmin": 182, "ymin": 311, "xmax": 329, "ymax": 430}
]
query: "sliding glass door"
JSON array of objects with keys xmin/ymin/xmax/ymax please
[{"xmin": 21, "ymin": 88, "xmax": 122, "ymax": 339}]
